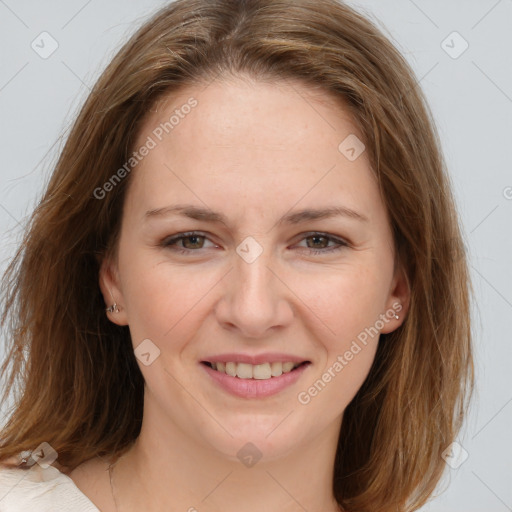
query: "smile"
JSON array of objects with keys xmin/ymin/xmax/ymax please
[
  {"xmin": 200, "ymin": 360, "xmax": 311, "ymax": 399},
  {"xmin": 202, "ymin": 361, "xmax": 307, "ymax": 379}
]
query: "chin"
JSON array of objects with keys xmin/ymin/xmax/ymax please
[{"xmin": 197, "ymin": 414, "xmax": 310, "ymax": 465}]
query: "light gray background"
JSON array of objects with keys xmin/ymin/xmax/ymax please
[{"xmin": 0, "ymin": 1, "xmax": 511, "ymax": 510}]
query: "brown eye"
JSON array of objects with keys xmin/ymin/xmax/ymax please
[
  {"xmin": 306, "ymin": 234, "xmax": 330, "ymax": 249},
  {"xmin": 180, "ymin": 234, "xmax": 205, "ymax": 249},
  {"xmin": 162, "ymin": 232, "xmax": 215, "ymax": 254},
  {"xmin": 296, "ymin": 232, "xmax": 348, "ymax": 255}
]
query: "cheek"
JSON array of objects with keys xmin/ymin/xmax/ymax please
[
  {"xmin": 298, "ymin": 343, "xmax": 378, "ymax": 417},
  {"xmin": 294, "ymin": 268, "xmax": 383, "ymax": 411},
  {"xmin": 291, "ymin": 261, "xmax": 390, "ymax": 342},
  {"xmin": 118, "ymin": 246, "xmax": 217, "ymax": 344}
]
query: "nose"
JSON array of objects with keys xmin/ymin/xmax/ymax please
[{"xmin": 214, "ymin": 247, "xmax": 294, "ymax": 339}]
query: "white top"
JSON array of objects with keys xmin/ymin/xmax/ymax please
[{"xmin": 0, "ymin": 464, "xmax": 100, "ymax": 511}]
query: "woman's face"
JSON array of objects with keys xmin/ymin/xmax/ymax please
[{"xmin": 101, "ymin": 76, "xmax": 409, "ymax": 461}]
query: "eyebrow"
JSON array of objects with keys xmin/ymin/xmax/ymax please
[{"xmin": 144, "ymin": 204, "xmax": 369, "ymax": 225}]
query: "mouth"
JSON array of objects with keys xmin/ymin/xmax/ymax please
[
  {"xmin": 199, "ymin": 359, "xmax": 311, "ymax": 399},
  {"xmin": 200, "ymin": 360, "xmax": 310, "ymax": 380}
]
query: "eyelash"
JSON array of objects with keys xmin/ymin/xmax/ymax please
[{"xmin": 161, "ymin": 231, "xmax": 349, "ymax": 256}]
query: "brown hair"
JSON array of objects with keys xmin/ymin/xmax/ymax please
[{"xmin": 0, "ymin": 1, "xmax": 474, "ymax": 510}]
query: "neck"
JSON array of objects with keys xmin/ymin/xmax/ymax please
[{"xmin": 110, "ymin": 406, "xmax": 343, "ymax": 512}]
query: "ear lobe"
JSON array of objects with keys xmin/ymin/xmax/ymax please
[
  {"xmin": 99, "ymin": 257, "xmax": 129, "ymax": 326},
  {"xmin": 380, "ymin": 263, "xmax": 411, "ymax": 334}
]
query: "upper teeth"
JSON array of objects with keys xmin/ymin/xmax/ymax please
[{"xmin": 211, "ymin": 361, "xmax": 301, "ymax": 379}]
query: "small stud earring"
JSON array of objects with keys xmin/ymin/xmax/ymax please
[
  {"xmin": 106, "ymin": 303, "xmax": 120, "ymax": 314},
  {"xmin": 106, "ymin": 287, "xmax": 120, "ymax": 314}
]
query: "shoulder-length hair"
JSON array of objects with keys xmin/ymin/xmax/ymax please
[{"xmin": 0, "ymin": 1, "xmax": 473, "ymax": 510}]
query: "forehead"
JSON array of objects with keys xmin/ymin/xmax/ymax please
[
  {"xmin": 139, "ymin": 76, "xmax": 360, "ymax": 154},
  {"xmin": 126, "ymin": 77, "xmax": 382, "ymax": 225}
]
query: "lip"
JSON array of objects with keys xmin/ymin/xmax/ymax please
[
  {"xmin": 200, "ymin": 361, "xmax": 311, "ymax": 399},
  {"xmin": 202, "ymin": 352, "xmax": 309, "ymax": 365}
]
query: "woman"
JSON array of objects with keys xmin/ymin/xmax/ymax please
[{"xmin": 0, "ymin": 0, "xmax": 473, "ymax": 511}]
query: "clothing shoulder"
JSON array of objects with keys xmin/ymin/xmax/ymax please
[{"xmin": 0, "ymin": 463, "xmax": 100, "ymax": 512}]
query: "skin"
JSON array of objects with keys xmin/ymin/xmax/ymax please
[{"xmin": 69, "ymin": 75, "xmax": 410, "ymax": 512}]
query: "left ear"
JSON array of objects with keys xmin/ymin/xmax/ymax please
[
  {"xmin": 98, "ymin": 255, "xmax": 129, "ymax": 326},
  {"xmin": 380, "ymin": 261, "xmax": 410, "ymax": 334}
]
